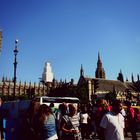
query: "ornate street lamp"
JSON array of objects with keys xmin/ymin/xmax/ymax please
[{"xmin": 13, "ymin": 39, "xmax": 18, "ymax": 99}]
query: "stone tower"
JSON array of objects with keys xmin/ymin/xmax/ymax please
[
  {"xmin": 42, "ymin": 62, "xmax": 53, "ymax": 82},
  {"xmin": 95, "ymin": 52, "xmax": 106, "ymax": 79}
]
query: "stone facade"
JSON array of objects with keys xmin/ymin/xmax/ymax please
[
  {"xmin": 0, "ymin": 79, "xmax": 48, "ymax": 97},
  {"xmin": 78, "ymin": 53, "xmax": 140, "ymax": 102}
]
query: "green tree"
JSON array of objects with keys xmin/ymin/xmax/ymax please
[
  {"xmin": 77, "ymin": 84, "xmax": 89, "ymax": 103},
  {"xmin": 105, "ymin": 91, "xmax": 117, "ymax": 103}
]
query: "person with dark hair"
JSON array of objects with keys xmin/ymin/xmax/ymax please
[
  {"xmin": 61, "ymin": 104, "xmax": 81, "ymax": 140},
  {"xmin": 95, "ymin": 99, "xmax": 111, "ymax": 139},
  {"xmin": 49, "ymin": 102, "xmax": 56, "ymax": 113},
  {"xmin": 80, "ymin": 105, "xmax": 90, "ymax": 139},
  {"xmin": 100, "ymin": 100, "xmax": 125, "ymax": 140},
  {"xmin": 56, "ymin": 103, "xmax": 68, "ymax": 139},
  {"xmin": 37, "ymin": 104, "xmax": 58, "ymax": 140},
  {"xmin": 125, "ymin": 101, "xmax": 137, "ymax": 140},
  {"xmin": 22, "ymin": 100, "xmax": 40, "ymax": 140}
]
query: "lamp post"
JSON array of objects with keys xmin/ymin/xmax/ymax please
[{"xmin": 13, "ymin": 39, "xmax": 18, "ymax": 99}]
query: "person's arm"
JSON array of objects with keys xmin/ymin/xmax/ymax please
[
  {"xmin": 61, "ymin": 116, "xmax": 78, "ymax": 134},
  {"xmin": 61, "ymin": 122, "xmax": 74, "ymax": 133},
  {"xmin": 60, "ymin": 116, "xmax": 71, "ymax": 133}
]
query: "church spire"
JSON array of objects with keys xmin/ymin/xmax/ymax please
[
  {"xmin": 98, "ymin": 51, "xmax": 101, "ymax": 61},
  {"xmin": 132, "ymin": 73, "xmax": 134, "ymax": 83},
  {"xmin": 117, "ymin": 69, "xmax": 124, "ymax": 82},
  {"xmin": 95, "ymin": 52, "xmax": 106, "ymax": 79},
  {"xmin": 80, "ymin": 64, "xmax": 84, "ymax": 77},
  {"xmin": 97, "ymin": 52, "xmax": 102, "ymax": 68},
  {"xmin": 137, "ymin": 74, "xmax": 139, "ymax": 81}
]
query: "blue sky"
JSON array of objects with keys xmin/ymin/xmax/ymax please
[{"xmin": 0, "ymin": 0, "xmax": 140, "ymax": 83}]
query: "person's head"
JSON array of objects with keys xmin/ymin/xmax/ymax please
[
  {"xmin": 59, "ymin": 103, "xmax": 67, "ymax": 115},
  {"xmin": 68, "ymin": 104, "xmax": 77, "ymax": 116},
  {"xmin": 0, "ymin": 97, "xmax": 3, "ymax": 106},
  {"xmin": 97, "ymin": 99, "xmax": 107, "ymax": 106},
  {"xmin": 39, "ymin": 104, "xmax": 52, "ymax": 116},
  {"xmin": 49, "ymin": 102, "xmax": 54, "ymax": 108},
  {"xmin": 112, "ymin": 100, "xmax": 122, "ymax": 114},
  {"xmin": 125, "ymin": 101, "xmax": 131, "ymax": 108},
  {"xmin": 97, "ymin": 99, "xmax": 109, "ymax": 110},
  {"xmin": 81, "ymin": 105, "xmax": 87, "ymax": 113},
  {"xmin": 38, "ymin": 104, "xmax": 52, "ymax": 124},
  {"xmin": 27, "ymin": 100, "xmax": 40, "ymax": 116}
]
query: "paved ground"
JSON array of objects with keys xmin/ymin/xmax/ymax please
[
  {"xmin": 83, "ymin": 132, "xmax": 140, "ymax": 140},
  {"xmin": 0, "ymin": 131, "xmax": 140, "ymax": 140},
  {"xmin": 125, "ymin": 132, "xmax": 140, "ymax": 140}
]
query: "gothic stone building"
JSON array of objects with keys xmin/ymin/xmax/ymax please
[
  {"xmin": 0, "ymin": 52, "xmax": 139, "ymax": 102},
  {"xmin": 78, "ymin": 52, "xmax": 140, "ymax": 102}
]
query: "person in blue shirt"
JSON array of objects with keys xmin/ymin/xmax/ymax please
[{"xmin": 37, "ymin": 104, "xmax": 58, "ymax": 140}]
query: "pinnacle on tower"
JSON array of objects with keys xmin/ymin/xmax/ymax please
[
  {"xmin": 131, "ymin": 73, "xmax": 134, "ymax": 83},
  {"xmin": 117, "ymin": 70, "xmax": 124, "ymax": 82},
  {"xmin": 95, "ymin": 52, "xmax": 106, "ymax": 79},
  {"xmin": 98, "ymin": 51, "xmax": 101, "ymax": 61},
  {"xmin": 137, "ymin": 74, "xmax": 140, "ymax": 81},
  {"xmin": 80, "ymin": 64, "xmax": 84, "ymax": 77}
]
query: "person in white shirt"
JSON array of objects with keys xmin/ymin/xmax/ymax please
[
  {"xmin": 80, "ymin": 105, "xmax": 90, "ymax": 139},
  {"xmin": 100, "ymin": 100, "xmax": 125, "ymax": 140}
]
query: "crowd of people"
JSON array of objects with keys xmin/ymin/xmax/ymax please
[{"xmin": 0, "ymin": 98, "xmax": 140, "ymax": 140}]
